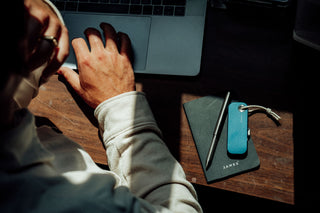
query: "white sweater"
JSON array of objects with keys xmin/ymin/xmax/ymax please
[{"xmin": 0, "ymin": 91, "xmax": 202, "ymax": 213}]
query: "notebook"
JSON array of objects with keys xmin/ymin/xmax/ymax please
[
  {"xmin": 183, "ymin": 95, "xmax": 260, "ymax": 183},
  {"xmin": 52, "ymin": 0, "xmax": 207, "ymax": 76}
]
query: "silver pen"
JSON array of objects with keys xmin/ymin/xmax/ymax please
[{"xmin": 205, "ymin": 91, "xmax": 231, "ymax": 170}]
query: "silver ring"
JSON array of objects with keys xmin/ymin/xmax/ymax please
[{"xmin": 42, "ymin": 35, "xmax": 58, "ymax": 47}]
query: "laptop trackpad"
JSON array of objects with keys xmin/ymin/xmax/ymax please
[{"xmin": 63, "ymin": 14, "xmax": 151, "ymax": 71}]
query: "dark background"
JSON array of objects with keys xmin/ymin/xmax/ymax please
[{"xmin": 136, "ymin": 1, "xmax": 319, "ymax": 210}]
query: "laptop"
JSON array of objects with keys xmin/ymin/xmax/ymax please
[{"xmin": 52, "ymin": 0, "xmax": 207, "ymax": 76}]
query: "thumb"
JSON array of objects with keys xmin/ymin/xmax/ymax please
[{"xmin": 57, "ymin": 67, "xmax": 82, "ymax": 94}]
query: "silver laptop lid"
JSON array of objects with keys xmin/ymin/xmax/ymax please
[{"xmin": 53, "ymin": 0, "xmax": 207, "ymax": 76}]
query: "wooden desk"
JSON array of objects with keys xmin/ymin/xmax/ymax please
[
  {"xmin": 29, "ymin": 8, "xmax": 294, "ymax": 204},
  {"xmin": 29, "ymin": 74, "xmax": 294, "ymax": 204}
]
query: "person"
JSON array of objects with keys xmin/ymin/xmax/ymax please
[{"xmin": 0, "ymin": 0, "xmax": 202, "ymax": 212}]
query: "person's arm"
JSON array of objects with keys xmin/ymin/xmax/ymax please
[
  {"xmin": 94, "ymin": 91, "xmax": 202, "ymax": 212},
  {"xmin": 58, "ymin": 23, "xmax": 202, "ymax": 212}
]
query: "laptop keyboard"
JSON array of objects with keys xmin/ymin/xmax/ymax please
[{"xmin": 52, "ymin": 0, "xmax": 186, "ymax": 16}]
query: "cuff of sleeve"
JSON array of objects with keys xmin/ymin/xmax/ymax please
[{"xmin": 94, "ymin": 91, "xmax": 161, "ymax": 145}]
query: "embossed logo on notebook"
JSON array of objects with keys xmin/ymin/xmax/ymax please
[{"xmin": 223, "ymin": 161, "xmax": 239, "ymax": 170}]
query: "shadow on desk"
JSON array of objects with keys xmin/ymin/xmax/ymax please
[{"xmin": 194, "ymin": 184, "xmax": 294, "ymax": 210}]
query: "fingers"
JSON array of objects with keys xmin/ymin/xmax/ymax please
[
  {"xmin": 118, "ymin": 32, "xmax": 132, "ymax": 60},
  {"xmin": 100, "ymin": 23, "xmax": 118, "ymax": 52},
  {"xmin": 58, "ymin": 23, "xmax": 135, "ymax": 108},
  {"xmin": 40, "ymin": 25, "xmax": 70, "ymax": 84},
  {"xmin": 85, "ymin": 28, "xmax": 104, "ymax": 53},
  {"xmin": 24, "ymin": 0, "xmax": 67, "ymax": 74},
  {"xmin": 57, "ymin": 67, "xmax": 82, "ymax": 94},
  {"xmin": 72, "ymin": 38, "xmax": 90, "ymax": 64},
  {"xmin": 44, "ymin": 17, "xmax": 61, "ymax": 40},
  {"xmin": 25, "ymin": 16, "xmax": 54, "ymax": 70},
  {"xmin": 56, "ymin": 26, "xmax": 70, "ymax": 63},
  {"xmin": 25, "ymin": 16, "xmax": 46, "ymax": 53},
  {"xmin": 27, "ymin": 38, "xmax": 55, "ymax": 71},
  {"xmin": 83, "ymin": 23, "xmax": 132, "ymax": 58}
]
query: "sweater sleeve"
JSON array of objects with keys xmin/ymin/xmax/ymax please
[{"xmin": 94, "ymin": 91, "xmax": 202, "ymax": 213}]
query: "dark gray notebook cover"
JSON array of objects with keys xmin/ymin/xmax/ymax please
[{"xmin": 183, "ymin": 96, "xmax": 260, "ymax": 183}]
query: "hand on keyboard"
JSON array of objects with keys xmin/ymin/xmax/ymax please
[{"xmin": 58, "ymin": 23, "xmax": 135, "ymax": 108}]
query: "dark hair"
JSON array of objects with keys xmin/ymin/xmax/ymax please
[{"xmin": 1, "ymin": 0, "xmax": 25, "ymax": 90}]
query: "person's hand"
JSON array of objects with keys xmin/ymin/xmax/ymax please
[
  {"xmin": 24, "ymin": 0, "xmax": 69, "ymax": 83},
  {"xmin": 12, "ymin": 0, "xmax": 69, "ymax": 109},
  {"xmin": 58, "ymin": 23, "xmax": 135, "ymax": 109}
]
